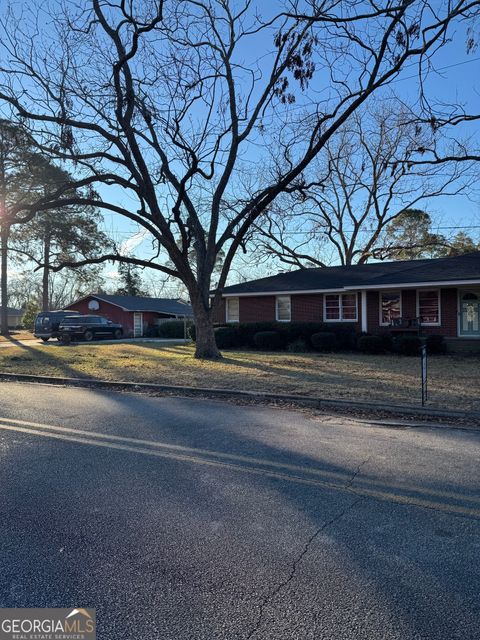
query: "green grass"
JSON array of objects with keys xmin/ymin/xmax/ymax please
[{"xmin": 0, "ymin": 341, "xmax": 479, "ymax": 411}]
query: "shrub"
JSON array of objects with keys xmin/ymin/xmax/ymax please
[
  {"xmin": 236, "ymin": 322, "xmax": 284, "ymax": 348},
  {"xmin": 188, "ymin": 324, "xmax": 196, "ymax": 341},
  {"xmin": 286, "ymin": 338, "xmax": 308, "ymax": 353},
  {"xmin": 192, "ymin": 320, "xmax": 361, "ymax": 350},
  {"xmin": 311, "ymin": 331, "xmax": 337, "ymax": 352},
  {"xmin": 214, "ymin": 326, "xmax": 238, "ymax": 349},
  {"xmin": 393, "ymin": 335, "xmax": 422, "ymax": 356},
  {"xmin": 378, "ymin": 333, "xmax": 393, "ymax": 352},
  {"xmin": 22, "ymin": 300, "xmax": 40, "ymax": 332},
  {"xmin": 357, "ymin": 335, "xmax": 384, "ymax": 354},
  {"xmin": 253, "ymin": 330, "xmax": 282, "ymax": 351},
  {"xmin": 326, "ymin": 324, "xmax": 357, "ymax": 350},
  {"xmin": 144, "ymin": 324, "xmax": 158, "ymax": 338},
  {"xmin": 281, "ymin": 322, "xmax": 328, "ymax": 344},
  {"xmin": 425, "ymin": 334, "xmax": 446, "ymax": 355},
  {"xmin": 157, "ymin": 320, "xmax": 192, "ymax": 339}
]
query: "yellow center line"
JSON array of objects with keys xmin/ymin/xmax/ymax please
[
  {"xmin": 0, "ymin": 416, "xmax": 478, "ymax": 507},
  {"xmin": 0, "ymin": 421, "xmax": 478, "ymax": 519}
]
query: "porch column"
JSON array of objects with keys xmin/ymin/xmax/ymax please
[{"xmin": 361, "ymin": 290, "xmax": 367, "ymax": 332}]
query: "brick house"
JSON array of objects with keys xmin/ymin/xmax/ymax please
[
  {"xmin": 213, "ymin": 252, "xmax": 480, "ymax": 350},
  {"xmin": 66, "ymin": 294, "xmax": 193, "ymax": 337}
]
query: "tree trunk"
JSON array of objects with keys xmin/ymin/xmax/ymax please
[
  {"xmin": 42, "ymin": 225, "xmax": 51, "ymax": 312},
  {"xmin": 0, "ymin": 222, "xmax": 9, "ymax": 336},
  {"xmin": 191, "ymin": 298, "xmax": 221, "ymax": 359}
]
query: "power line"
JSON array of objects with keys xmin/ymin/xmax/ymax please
[{"xmin": 263, "ymin": 224, "xmax": 480, "ymax": 236}]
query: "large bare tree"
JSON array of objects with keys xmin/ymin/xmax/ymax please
[
  {"xmin": 251, "ymin": 105, "xmax": 475, "ymax": 267},
  {"xmin": 0, "ymin": 0, "xmax": 479, "ymax": 356}
]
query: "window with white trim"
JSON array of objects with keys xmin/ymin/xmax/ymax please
[
  {"xmin": 418, "ymin": 289, "xmax": 440, "ymax": 325},
  {"xmin": 380, "ymin": 291, "xmax": 401, "ymax": 325},
  {"xmin": 276, "ymin": 296, "xmax": 291, "ymax": 322},
  {"xmin": 225, "ymin": 297, "xmax": 240, "ymax": 323},
  {"xmin": 324, "ymin": 293, "xmax": 358, "ymax": 322}
]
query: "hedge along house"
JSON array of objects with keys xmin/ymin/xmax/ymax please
[
  {"xmin": 65, "ymin": 294, "xmax": 193, "ymax": 338},
  {"xmin": 213, "ymin": 252, "xmax": 480, "ymax": 352}
]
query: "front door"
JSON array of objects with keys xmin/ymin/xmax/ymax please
[
  {"xmin": 460, "ymin": 294, "xmax": 480, "ymax": 336},
  {"xmin": 133, "ymin": 312, "xmax": 143, "ymax": 338}
]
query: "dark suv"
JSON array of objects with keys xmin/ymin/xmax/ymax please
[
  {"xmin": 34, "ymin": 310, "xmax": 81, "ymax": 342},
  {"xmin": 58, "ymin": 315, "xmax": 123, "ymax": 342}
]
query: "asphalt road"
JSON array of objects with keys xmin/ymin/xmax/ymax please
[{"xmin": 0, "ymin": 382, "xmax": 478, "ymax": 640}]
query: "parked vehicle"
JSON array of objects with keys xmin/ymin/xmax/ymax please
[
  {"xmin": 34, "ymin": 310, "xmax": 81, "ymax": 342},
  {"xmin": 58, "ymin": 315, "xmax": 123, "ymax": 342}
]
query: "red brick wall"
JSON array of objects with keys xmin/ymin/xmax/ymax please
[
  {"xmin": 215, "ymin": 288, "xmax": 459, "ymax": 337},
  {"xmin": 216, "ymin": 292, "xmax": 362, "ymax": 330},
  {"xmin": 291, "ymin": 294, "xmax": 323, "ymax": 321},
  {"xmin": 240, "ymin": 296, "xmax": 276, "ymax": 323},
  {"xmin": 439, "ymin": 288, "xmax": 458, "ymax": 337},
  {"xmin": 212, "ymin": 298, "xmax": 226, "ymax": 324},
  {"xmin": 366, "ymin": 291, "xmax": 380, "ymax": 332},
  {"xmin": 402, "ymin": 289, "xmax": 416, "ymax": 319},
  {"xmin": 65, "ymin": 297, "xmax": 161, "ymax": 337}
]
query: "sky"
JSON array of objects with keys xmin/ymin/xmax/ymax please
[
  {"xmin": 1, "ymin": 1, "xmax": 480, "ymax": 292},
  {"xmin": 100, "ymin": 25, "xmax": 480, "ymax": 282}
]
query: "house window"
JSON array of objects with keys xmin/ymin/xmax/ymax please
[
  {"xmin": 324, "ymin": 293, "xmax": 358, "ymax": 322},
  {"xmin": 418, "ymin": 290, "xmax": 440, "ymax": 325},
  {"xmin": 276, "ymin": 296, "xmax": 291, "ymax": 322},
  {"xmin": 226, "ymin": 297, "xmax": 239, "ymax": 323},
  {"xmin": 380, "ymin": 292, "xmax": 401, "ymax": 325},
  {"xmin": 342, "ymin": 294, "xmax": 357, "ymax": 320}
]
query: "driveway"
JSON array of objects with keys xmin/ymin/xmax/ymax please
[
  {"xmin": 0, "ymin": 337, "xmax": 188, "ymax": 348},
  {"xmin": 0, "ymin": 382, "xmax": 478, "ymax": 639}
]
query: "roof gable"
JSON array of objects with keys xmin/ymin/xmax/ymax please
[{"xmin": 69, "ymin": 294, "xmax": 193, "ymax": 316}]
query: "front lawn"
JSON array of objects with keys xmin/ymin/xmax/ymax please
[
  {"xmin": 0, "ymin": 330, "xmax": 34, "ymax": 343},
  {"xmin": 0, "ymin": 342, "xmax": 478, "ymax": 411}
]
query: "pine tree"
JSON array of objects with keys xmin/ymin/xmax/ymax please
[
  {"xmin": 115, "ymin": 263, "xmax": 148, "ymax": 297},
  {"xmin": 11, "ymin": 159, "xmax": 111, "ymax": 311}
]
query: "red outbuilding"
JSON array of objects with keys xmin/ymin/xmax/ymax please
[{"xmin": 65, "ymin": 294, "xmax": 193, "ymax": 337}]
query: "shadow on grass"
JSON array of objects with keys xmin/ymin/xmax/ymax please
[
  {"xmin": 2, "ymin": 340, "xmax": 480, "ymax": 411},
  {"xmin": 0, "ymin": 340, "xmax": 96, "ymax": 380}
]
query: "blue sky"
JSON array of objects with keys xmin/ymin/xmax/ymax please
[
  {"xmin": 2, "ymin": 2, "xmax": 480, "ymax": 288},
  {"xmin": 101, "ymin": 29, "xmax": 480, "ymax": 279}
]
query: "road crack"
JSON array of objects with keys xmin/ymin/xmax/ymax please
[
  {"xmin": 345, "ymin": 456, "xmax": 371, "ymax": 488},
  {"xmin": 246, "ymin": 494, "xmax": 365, "ymax": 639},
  {"xmin": 246, "ymin": 457, "xmax": 371, "ymax": 638}
]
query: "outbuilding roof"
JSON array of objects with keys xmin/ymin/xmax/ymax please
[
  {"xmin": 5, "ymin": 307, "xmax": 24, "ymax": 315},
  {"xmin": 72, "ymin": 294, "xmax": 193, "ymax": 316},
  {"xmin": 220, "ymin": 252, "xmax": 480, "ymax": 295}
]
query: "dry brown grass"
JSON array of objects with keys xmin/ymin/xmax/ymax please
[
  {"xmin": 0, "ymin": 331, "xmax": 35, "ymax": 343},
  {"xmin": 0, "ymin": 341, "xmax": 478, "ymax": 411}
]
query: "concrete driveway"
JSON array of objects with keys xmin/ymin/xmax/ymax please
[{"xmin": 0, "ymin": 382, "xmax": 478, "ymax": 639}]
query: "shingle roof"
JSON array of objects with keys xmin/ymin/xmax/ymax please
[
  {"xmin": 87, "ymin": 294, "xmax": 193, "ymax": 316},
  {"xmin": 5, "ymin": 307, "xmax": 24, "ymax": 315},
  {"xmin": 221, "ymin": 252, "xmax": 480, "ymax": 295}
]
